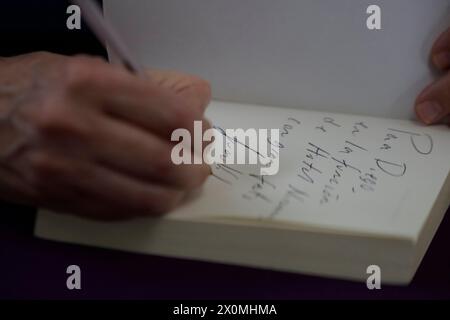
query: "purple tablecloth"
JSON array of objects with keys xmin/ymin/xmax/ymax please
[{"xmin": 1, "ymin": 205, "xmax": 449, "ymax": 299}]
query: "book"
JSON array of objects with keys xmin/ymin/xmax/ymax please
[{"xmin": 35, "ymin": 0, "xmax": 450, "ymax": 284}]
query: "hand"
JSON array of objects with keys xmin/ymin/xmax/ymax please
[
  {"xmin": 0, "ymin": 52, "xmax": 212, "ymax": 220},
  {"xmin": 415, "ymin": 27, "xmax": 450, "ymax": 125}
]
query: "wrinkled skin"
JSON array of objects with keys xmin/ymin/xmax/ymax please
[{"xmin": 0, "ymin": 52, "xmax": 212, "ymax": 220}]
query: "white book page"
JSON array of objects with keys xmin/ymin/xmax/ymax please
[
  {"xmin": 168, "ymin": 101, "xmax": 450, "ymax": 239},
  {"xmin": 104, "ymin": 0, "xmax": 449, "ymax": 119}
]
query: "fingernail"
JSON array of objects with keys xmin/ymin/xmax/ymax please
[
  {"xmin": 433, "ymin": 52, "xmax": 450, "ymax": 70},
  {"xmin": 416, "ymin": 101, "xmax": 443, "ymax": 124}
]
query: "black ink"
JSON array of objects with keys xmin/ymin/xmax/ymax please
[
  {"xmin": 387, "ymin": 128, "xmax": 433, "ymax": 155},
  {"xmin": 355, "ymin": 122, "xmax": 368, "ymax": 129},
  {"xmin": 384, "ymin": 133, "xmax": 397, "ymax": 141},
  {"xmin": 281, "ymin": 124, "xmax": 293, "ymax": 137},
  {"xmin": 307, "ymin": 143, "xmax": 330, "ymax": 159},
  {"xmin": 303, "ymin": 161, "xmax": 322, "ymax": 174},
  {"xmin": 352, "ymin": 121, "xmax": 368, "ymax": 136},
  {"xmin": 244, "ymin": 184, "xmax": 273, "ymax": 203},
  {"xmin": 329, "ymin": 167, "xmax": 343, "ymax": 185},
  {"xmin": 375, "ymin": 158, "xmax": 406, "ymax": 177},
  {"xmin": 215, "ymin": 163, "xmax": 242, "ymax": 180},
  {"xmin": 267, "ymin": 137, "xmax": 285, "ymax": 149},
  {"xmin": 269, "ymin": 184, "xmax": 308, "ymax": 218},
  {"xmin": 324, "ymin": 117, "xmax": 342, "ymax": 127},
  {"xmin": 211, "ymin": 173, "xmax": 232, "ymax": 185},
  {"xmin": 345, "ymin": 140, "xmax": 368, "ymax": 151},
  {"xmin": 410, "ymin": 134, "xmax": 433, "ymax": 155},
  {"xmin": 331, "ymin": 157, "xmax": 362, "ymax": 174},
  {"xmin": 214, "ymin": 126, "xmax": 266, "ymax": 159},
  {"xmin": 340, "ymin": 147, "xmax": 353, "ymax": 154},
  {"xmin": 388, "ymin": 128, "xmax": 420, "ymax": 136},
  {"xmin": 220, "ymin": 164, "xmax": 243, "ymax": 175},
  {"xmin": 249, "ymin": 174, "xmax": 276, "ymax": 189},
  {"xmin": 316, "ymin": 125, "xmax": 326, "ymax": 133},
  {"xmin": 288, "ymin": 184, "xmax": 309, "ymax": 198},
  {"xmin": 298, "ymin": 168, "xmax": 314, "ymax": 184},
  {"xmin": 288, "ymin": 117, "xmax": 301, "ymax": 125},
  {"xmin": 340, "ymin": 140, "xmax": 368, "ymax": 153}
]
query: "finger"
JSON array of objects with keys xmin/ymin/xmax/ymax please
[
  {"xmin": 20, "ymin": 150, "xmax": 185, "ymax": 219},
  {"xmin": 28, "ymin": 100, "xmax": 213, "ymax": 185},
  {"xmin": 100, "ymin": 69, "xmax": 211, "ymax": 141},
  {"xmin": 64, "ymin": 57, "xmax": 189, "ymax": 138},
  {"xmin": 65, "ymin": 58, "xmax": 212, "ymax": 139},
  {"xmin": 99, "ymin": 88, "xmax": 213, "ymax": 158},
  {"xmin": 431, "ymin": 27, "xmax": 450, "ymax": 70},
  {"xmin": 86, "ymin": 115, "xmax": 211, "ymax": 190},
  {"xmin": 415, "ymin": 72, "xmax": 450, "ymax": 125},
  {"xmin": 94, "ymin": 77, "xmax": 208, "ymax": 140},
  {"xmin": 147, "ymin": 69, "xmax": 212, "ymax": 113},
  {"xmin": 33, "ymin": 182, "xmax": 163, "ymax": 221}
]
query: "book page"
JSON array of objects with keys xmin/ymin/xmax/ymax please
[
  {"xmin": 168, "ymin": 101, "xmax": 450, "ymax": 239},
  {"xmin": 105, "ymin": 0, "xmax": 449, "ymax": 119}
]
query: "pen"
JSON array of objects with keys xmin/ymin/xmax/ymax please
[{"xmin": 71, "ymin": 0, "xmax": 147, "ymax": 78}]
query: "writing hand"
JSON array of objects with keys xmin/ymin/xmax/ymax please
[
  {"xmin": 0, "ymin": 52, "xmax": 211, "ymax": 220},
  {"xmin": 415, "ymin": 27, "xmax": 450, "ymax": 125}
]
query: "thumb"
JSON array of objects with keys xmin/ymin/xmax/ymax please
[
  {"xmin": 415, "ymin": 72, "xmax": 450, "ymax": 125},
  {"xmin": 431, "ymin": 27, "xmax": 450, "ymax": 70}
]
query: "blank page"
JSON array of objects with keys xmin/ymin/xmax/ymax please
[{"xmin": 104, "ymin": 0, "xmax": 449, "ymax": 119}]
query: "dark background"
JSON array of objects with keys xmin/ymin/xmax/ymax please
[
  {"xmin": 1, "ymin": 0, "xmax": 449, "ymax": 299},
  {"xmin": 0, "ymin": 0, "xmax": 105, "ymax": 56}
]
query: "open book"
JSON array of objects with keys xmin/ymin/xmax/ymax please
[{"xmin": 35, "ymin": 0, "xmax": 450, "ymax": 284}]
